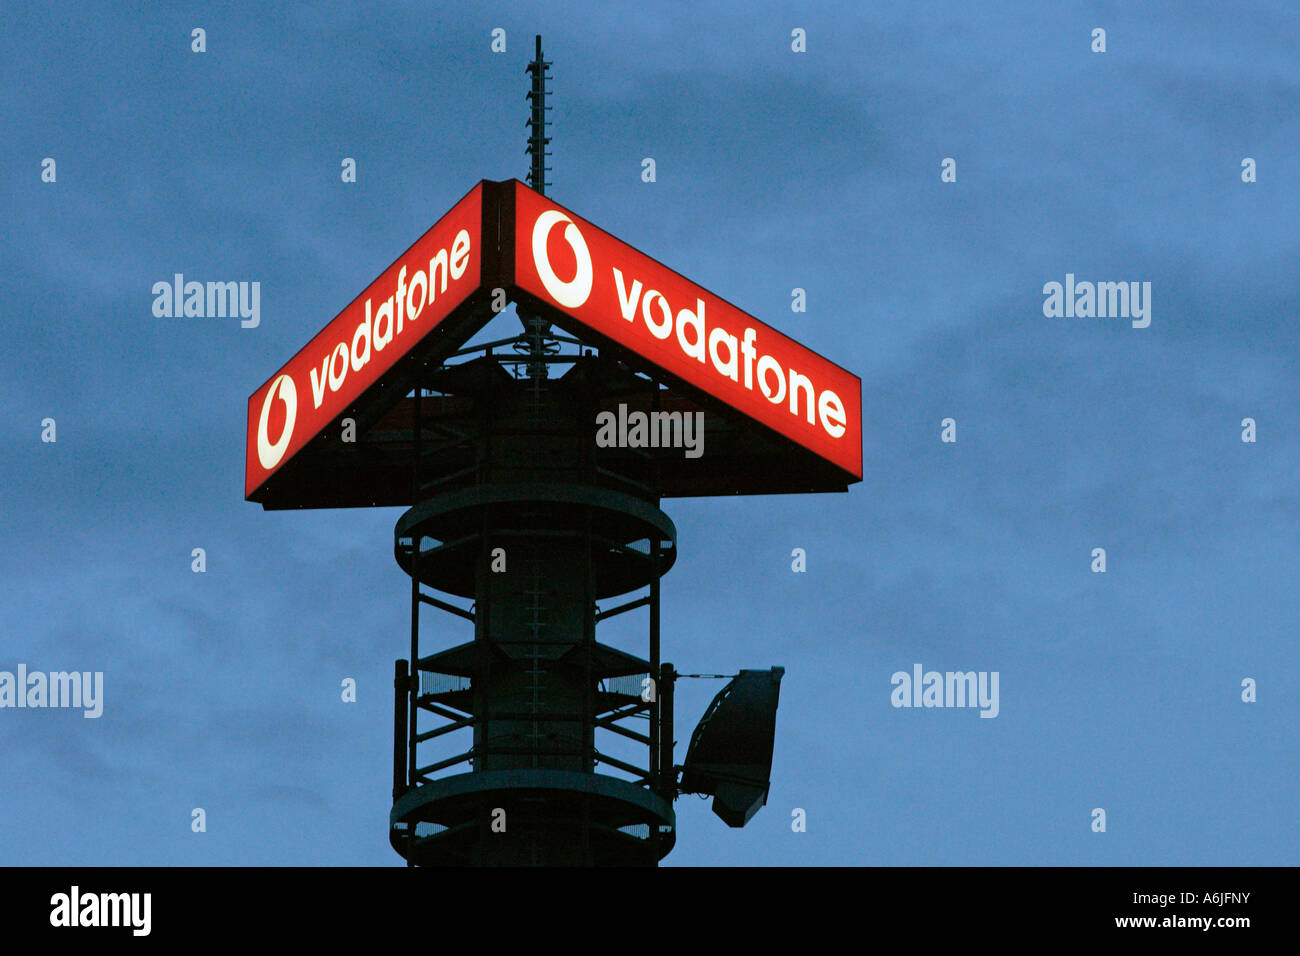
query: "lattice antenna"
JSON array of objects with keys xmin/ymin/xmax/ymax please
[
  {"xmin": 525, "ymin": 34, "xmax": 552, "ymax": 194},
  {"xmin": 519, "ymin": 34, "xmax": 557, "ymax": 380}
]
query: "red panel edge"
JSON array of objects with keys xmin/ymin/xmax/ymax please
[
  {"xmin": 508, "ymin": 179, "xmax": 864, "ymax": 482},
  {"xmin": 245, "ymin": 181, "xmax": 488, "ymax": 502}
]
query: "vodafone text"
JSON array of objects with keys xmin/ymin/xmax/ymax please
[
  {"xmin": 254, "ymin": 228, "xmax": 472, "ymax": 473},
  {"xmin": 306, "ymin": 230, "xmax": 469, "ymax": 410},
  {"xmin": 529, "ymin": 210, "xmax": 848, "ymax": 443}
]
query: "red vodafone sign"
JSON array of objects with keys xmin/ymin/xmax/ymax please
[
  {"xmin": 512, "ymin": 182, "xmax": 862, "ymax": 480},
  {"xmin": 245, "ymin": 183, "xmax": 483, "ymax": 498},
  {"xmin": 248, "ymin": 178, "xmax": 861, "ymax": 505}
]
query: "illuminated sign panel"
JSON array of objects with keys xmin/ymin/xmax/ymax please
[
  {"xmin": 512, "ymin": 181, "xmax": 862, "ymax": 479},
  {"xmin": 245, "ymin": 183, "xmax": 483, "ymax": 498},
  {"xmin": 248, "ymin": 179, "xmax": 861, "ymax": 505}
]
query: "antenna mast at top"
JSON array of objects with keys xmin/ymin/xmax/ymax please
[
  {"xmin": 525, "ymin": 34, "xmax": 552, "ymax": 195},
  {"xmin": 519, "ymin": 34, "xmax": 557, "ymax": 381}
]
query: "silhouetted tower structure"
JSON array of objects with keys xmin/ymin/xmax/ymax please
[
  {"xmin": 388, "ymin": 37, "xmax": 675, "ymax": 865},
  {"xmin": 245, "ymin": 36, "xmax": 860, "ymax": 867},
  {"xmin": 388, "ymin": 358, "xmax": 679, "ymax": 864}
]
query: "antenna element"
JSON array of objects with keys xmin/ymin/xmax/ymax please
[{"xmin": 525, "ymin": 35, "xmax": 552, "ymax": 195}]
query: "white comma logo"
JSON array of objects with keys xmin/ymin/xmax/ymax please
[
  {"xmin": 531, "ymin": 210, "xmax": 593, "ymax": 309},
  {"xmin": 257, "ymin": 373, "xmax": 297, "ymax": 470}
]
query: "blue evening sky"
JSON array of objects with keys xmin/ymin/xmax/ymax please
[{"xmin": 1, "ymin": 1, "xmax": 1295, "ymax": 865}]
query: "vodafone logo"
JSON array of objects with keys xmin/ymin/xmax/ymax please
[
  {"xmin": 532, "ymin": 210, "xmax": 593, "ymax": 308},
  {"xmin": 247, "ymin": 183, "xmax": 485, "ymax": 500},
  {"xmin": 257, "ymin": 373, "xmax": 297, "ymax": 470},
  {"xmin": 517, "ymin": 190, "xmax": 855, "ymax": 453}
]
